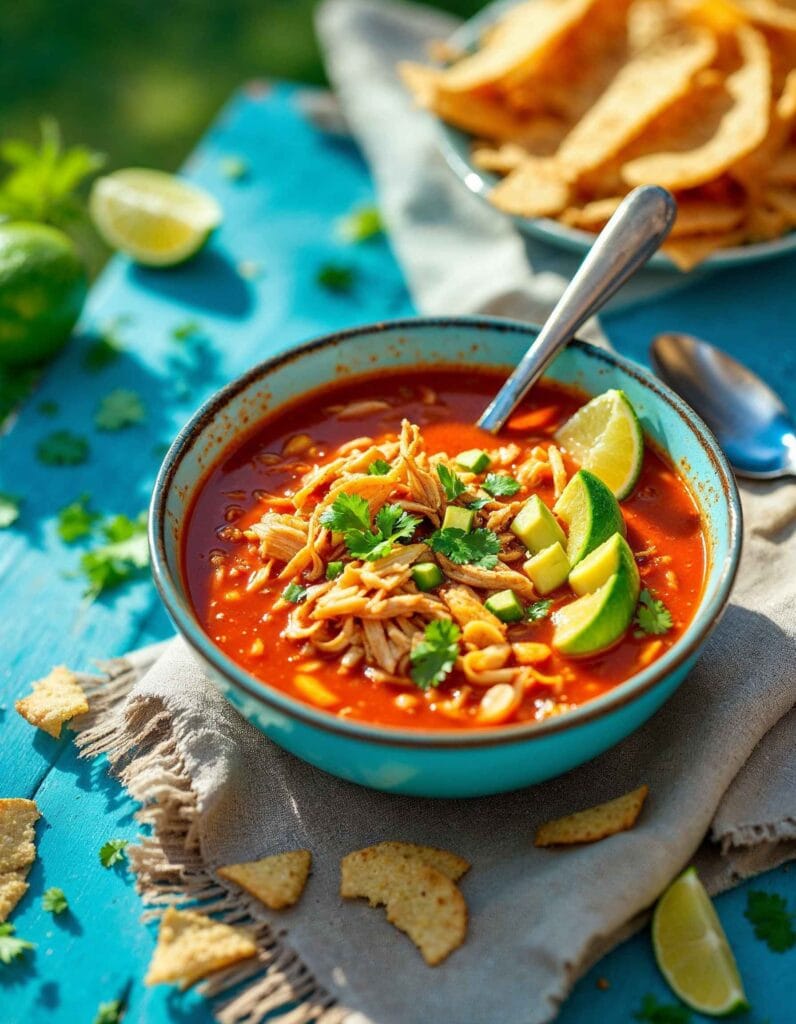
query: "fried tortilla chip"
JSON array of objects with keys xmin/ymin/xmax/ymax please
[
  {"xmin": 663, "ymin": 227, "xmax": 746, "ymax": 268},
  {"xmin": 217, "ymin": 850, "xmax": 311, "ymax": 910},
  {"xmin": 671, "ymin": 196, "xmax": 746, "ymax": 234},
  {"xmin": 561, "ymin": 196, "xmax": 624, "ymax": 230},
  {"xmin": 0, "ymin": 872, "xmax": 29, "ymax": 923},
  {"xmin": 534, "ymin": 784, "xmax": 649, "ymax": 846},
  {"xmin": 762, "ymin": 186, "xmax": 796, "ymax": 223},
  {"xmin": 733, "ymin": 0, "xmax": 796, "ymax": 32},
  {"xmin": 359, "ymin": 842, "xmax": 470, "ymax": 882},
  {"xmin": 769, "ymin": 146, "xmax": 796, "ymax": 183},
  {"xmin": 490, "ymin": 156, "xmax": 571, "ymax": 217},
  {"xmin": 558, "ymin": 27, "xmax": 717, "ymax": 180},
  {"xmin": 0, "ymin": 799, "xmax": 40, "ymax": 873},
  {"xmin": 145, "ymin": 907, "xmax": 258, "ymax": 988},
  {"xmin": 15, "ymin": 665, "xmax": 89, "ymax": 739},
  {"xmin": 341, "ymin": 848, "xmax": 467, "ymax": 965}
]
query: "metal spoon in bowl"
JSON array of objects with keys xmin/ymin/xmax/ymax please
[
  {"xmin": 651, "ymin": 332, "xmax": 796, "ymax": 480},
  {"xmin": 477, "ymin": 184, "xmax": 677, "ymax": 433}
]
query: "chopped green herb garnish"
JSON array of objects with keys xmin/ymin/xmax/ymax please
[
  {"xmin": 326, "ymin": 561, "xmax": 344, "ymax": 580},
  {"xmin": 79, "ymin": 513, "xmax": 148, "ymax": 599},
  {"xmin": 482, "ymin": 472, "xmax": 520, "ymax": 498},
  {"xmin": 36, "ymin": 430, "xmax": 89, "ymax": 466},
  {"xmin": 37, "ymin": 399, "xmax": 59, "ymax": 416},
  {"xmin": 320, "ymin": 494, "xmax": 420, "ymax": 562},
  {"xmin": 0, "ymin": 923, "xmax": 35, "ymax": 965},
  {"xmin": 436, "ymin": 464, "xmax": 466, "ymax": 502},
  {"xmin": 428, "ymin": 527, "xmax": 501, "ymax": 569},
  {"xmin": 219, "ymin": 156, "xmax": 249, "ymax": 181},
  {"xmin": 94, "ymin": 1000, "xmax": 124, "ymax": 1024},
  {"xmin": 745, "ymin": 890, "xmax": 795, "ymax": 952},
  {"xmin": 0, "ymin": 492, "xmax": 21, "ymax": 529},
  {"xmin": 283, "ymin": 582, "xmax": 308, "ymax": 604},
  {"xmin": 99, "ymin": 838, "xmax": 129, "ymax": 868},
  {"xmin": 171, "ymin": 318, "xmax": 202, "ymax": 342},
  {"xmin": 57, "ymin": 493, "xmax": 98, "ymax": 542},
  {"xmin": 633, "ymin": 994, "xmax": 691, "ymax": 1024},
  {"xmin": 94, "ymin": 389, "xmax": 146, "ymax": 431},
  {"xmin": 317, "ymin": 262, "xmax": 356, "ymax": 293},
  {"xmin": 465, "ymin": 496, "xmax": 491, "ymax": 510},
  {"xmin": 42, "ymin": 887, "xmax": 68, "ymax": 914},
  {"xmin": 337, "ymin": 204, "xmax": 383, "ymax": 243},
  {"xmin": 368, "ymin": 459, "xmax": 391, "ymax": 476},
  {"xmin": 410, "ymin": 619, "xmax": 461, "ymax": 689},
  {"xmin": 527, "ymin": 598, "xmax": 553, "ymax": 622},
  {"xmin": 634, "ymin": 589, "xmax": 673, "ymax": 637},
  {"xmin": 83, "ymin": 335, "xmax": 122, "ymax": 372}
]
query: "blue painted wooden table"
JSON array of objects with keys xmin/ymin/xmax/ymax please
[{"xmin": 1, "ymin": 81, "xmax": 794, "ymax": 1024}]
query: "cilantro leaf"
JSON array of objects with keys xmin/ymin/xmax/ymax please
[
  {"xmin": 320, "ymin": 493, "xmax": 371, "ymax": 535},
  {"xmin": 0, "ymin": 923, "xmax": 35, "ymax": 965},
  {"xmin": 326, "ymin": 561, "xmax": 344, "ymax": 580},
  {"xmin": 527, "ymin": 598, "xmax": 553, "ymax": 622},
  {"xmin": 368, "ymin": 459, "xmax": 391, "ymax": 476},
  {"xmin": 436, "ymin": 464, "xmax": 466, "ymax": 502},
  {"xmin": 634, "ymin": 589, "xmax": 673, "ymax": 637},
  {"xmin": 410, "ymin": 620, "xmax": 461, "ymax": 689},
  {"xmin": 42, "ymin": 886, "xmax": 68, "ymax": 914},
  {"xmin": 465, "ymin": 496, "xmax": 491, "ymax": 510},
  {"xmin": 482, "ymin": 472, "xmax": 520, "ymax": 498},
  {"xmin": 79, "ymin": 513, "xmax": 148, "ymax": 599},
  {"xmin": 57, "ymin": 493, "xmax": 98, "ymax": 542},
  {"xmin": 428, "ymin": 527, "xmax": 501, "ymax": 569},
  {"xmin": 171, "ymin": 318, "xmax": 203, "ymax": 343},
  {"xmin": 317, "ymin": 262, "xmax": 356, "ymax": 293},
  {"xmin": 0, "ymin": 492, "xmax": 21, "ymax": 529},
  {"xmin": 94, "ymin": 1000, "xmax": 124, "ymax": 1024},
  {"xmin": 283, "ymin": 582, "xmax": 308, "ymax": 604},
  {"xmin": 99, "ymin": 838, "xmax": 130, "ymax": 868},
  {"xmin": 745, "ymin": 890, "xmax": 796, "ymax": 952},
  {"xmin": 83, "ymin": 317, "xmax": 129, "ymax": 371},
  {"xmin": 36, "ymin": 430, "xmax": 89, "ymax": 466},
  {"xmin": 337, "ymin": 205, "xmax": 383, "ymax": 243},
  {"xmin": 321, "ymin": 494, "xmax": 420, "ymax": 562},
  {"xmin": 633, "ymin": 994, "xmax": 691, "ymax": 1024},
  {"xmin": 94, "ymin": 389, "xmax": 146, "ymax": 431}
]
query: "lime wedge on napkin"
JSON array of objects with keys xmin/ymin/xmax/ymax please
[
  {"xmin": 652, "ymin": 867, "xmax": 748, "ymax": 1016},
  {"xmin": 554, "ymin": 389, "xmax": 643, "ymax": 499},
  {"xmin": 90, "ymin": 168, "xmax": 222, "ymax": 267}
]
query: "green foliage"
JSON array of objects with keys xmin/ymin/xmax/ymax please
[
  {"xmin": 0, "ymin": 492, "xmax": 21, "ymax": 528},
  {"xmin": 0, "ymin": 923, "xmax": 35, "ymax": 965},
  {"xmin": 93, "ymin": 1000, "xmax": 124, "ymax": 1024},
  {"xmin": 428, "ymin": 527, "xmax": 500, "ymax": 568},
  {"xmin": 436, "ymin": 464, "xmax": 466, "ymax": 502},
  {"xmin": 745, "ymin": 890, "xmax": 795, "ymax": 952},
  {"xmin": 79, "ymin": 513, "xmax": 148, "ymax": 599},
  {"xmin": 482, "ymin": 472, "xmax": 520, "ymax": 498},
  {"xmin": 337, "ymin": 204, "xmax": 383, "ymax": 243},
  {"xmin": 57, "ymin": 493, "xmax": 98, "ymax": 542},
  {"xmin": 527, "ymin": 598, "xmax": 553, "ymax": 622},
  {"xmin": 36, "ymin": 429, "xmax": 89, "ymax": 466},
  {"xmin": 99, "ymin": 838, "xmax": 129, "ymax": 868},
  {"xmin": 633, "ymin": 994, "xmax": 691, "ymax": 1024},
  {"xmin": 634, "ymin": 589, "xmax": 673, "ymax": 637},
  {"xmin": 410, "ymin": 619, "xmax": 461, "ymax": 689},
  {"xmin": 283, "ymin": 582, "xmax": 308, "ymax": 604},
  {"xmin": 94, "ymin": 388, "xmax": 146, "ymax": 430},
  {"xmin": 367, "ymin": 459, "xmax": 391, "ymax": 476},
  {"xmin": 320, "ymin": 494, "xmax": 420, "ymax": 562},
  {"xmin": 42, "ymin": 887, "xmax": 68, "ymax": 914},
  {"xmin": 317, "ymin": 262, "xmax": 355, "ymax": 293}
]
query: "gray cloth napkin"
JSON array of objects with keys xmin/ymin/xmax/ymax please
[{"xmin": 77, "ymin": 2, "xmax": 796, "ymax": 1022}]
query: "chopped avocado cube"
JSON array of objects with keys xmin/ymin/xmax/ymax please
[
  {"xmin": 455, "ymin": 449, "xmax": 491, "ymax": 474},
  {"xmin": 510, "ymin": 494, "xmax": 567, "ymax": 554},
  {"xmin": 568, "ymin": 532, "xmax": 640, "ymax": 601},
  {"xmin": 524, "ymin": 542, "xmax": 570, "ymax": 595},
  {"xmin": 326, "ymin": 561, "xmax": 344, "ymax": 580},
  {"xmin": 484, "ymin": 589, "xmax": 525, "ymax": 623},
  {"xmin": 412, "ymin": 562, "xmax": 445, "ymax": 592},
  {"xmin": 442, "ymin": 505, "xmax": 475, "ymax": 532}
]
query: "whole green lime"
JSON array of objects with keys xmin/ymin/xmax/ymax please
[{"xmin": 0, "ymin": 222, "xmax": 87, "ymax": 367}]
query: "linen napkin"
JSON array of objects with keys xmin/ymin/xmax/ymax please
[{"xmin": 74, "ymin": 2, "xmax": 796, "ymax": 1022}]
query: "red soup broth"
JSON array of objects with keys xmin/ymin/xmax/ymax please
[{"xmin": 183, "ymin": 368, "xmax": 706, "ymax": 730}]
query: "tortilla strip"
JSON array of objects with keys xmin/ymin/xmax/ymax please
[
  {"xmin": 663, "ymin": 227, "xmax": 746, "ymax": 269},
  {"xmin": 489, "ymin": 156, "xmax": 570, "ymax": 218},
  {"xmin": 732, "ymin": 0, "xmax": 796, "ymax": 32},
  {"xmin": 764, "ymin": 186, "xmax": 796, "ymax": 225},
  {"xmin": 769, "ymin": 146, "xmax": 796, "ymax": 184}
]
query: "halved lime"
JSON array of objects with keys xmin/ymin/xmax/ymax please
[
  {"xmin": 554, "ymin": 389, "xmax": 643, "ymax": 500},
  {"xmin": 652, "ymin": 867, "xmax": 748, "ymax": 1016},
  {"xmin": 569, "ymin": 533, "xmax": 639, "ymax": 600},
  {"xmin": 554, "ymin": 469, "xmax": 625, "ymax": 566},
  {"xmin": 552, "ymin": 554, "xmax": 637, "ymax": 656},
  {"xmin": 89, "ymin": 168, "xmax": 222, "ymax": 267}
]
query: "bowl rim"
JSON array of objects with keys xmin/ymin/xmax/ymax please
[{"xmin": 149, "ymin": 315, "xmax": 743, "ymax": 750}]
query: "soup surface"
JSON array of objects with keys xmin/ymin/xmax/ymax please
[{"xmin": 184, "ymin": 368, "xmax": 705, "ymax": 730}]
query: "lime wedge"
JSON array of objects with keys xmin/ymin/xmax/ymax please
[
  {"xmin": 554, "ymin": 389, "xmax": 643, "ymax": 499},
  {"xmin": 569, "ymin": 533, "xmax": 639, "ymax": 600},
  {"xmin": 554, "ymin": 469, "xmax": 625, "ymax": 567},
  {"xmin": 652, "ymin": 867, "xmax": 748, "ymax": 1016},
  {"xmin": 552, "ymin": 559, "xmax": 637, "ymax": 656},
  {"xmin": 90, "ymin": 168, "xmax": 222, "ymax": 267}
]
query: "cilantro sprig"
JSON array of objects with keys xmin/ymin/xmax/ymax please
[
  {"xmin": 320, "ymin": 493, "xmax": 420, "ymax": 562},
  {"xmin": 317, "ymin": 262, "xmax": 356, "ymax": 293},
  {"xmin": 367, "ymin": 459, "xmax": 391, "ymax": 476},
  {"xmin": 428, "ymin": 527, "xmax": 500, "ymax": 568},
  {"xmin": 436, "ymin": 464, "xmax": 466, "ymax": 502},
  {"xmin": 57, "ymin": 493, "xmax": 98, "ymax": 542},
  {"xmin": 42, "ymin": 887, "xmax": 68, "ymax": 914},
  {"xmin": 633, "ymin": 994, "xmax": 691, "ymax": 1024},
  {"xmin": 634, "ymin": 589, "xmax": 673, "ymax": 637},
  {"xmin": 482, "ymin": 472, "xmax": 520, "ymax": 498},
  {"xmin": 36, "ymin": 430, "xmax": 89, "ymax": 466},
  {"xmin": 745, "ymin": 890, "xmax": 795, "ymax": 952},
  {"xmin": 94, "ymin": 389, "xmax": 146, "ymax": 431},
  {"xmin": 0, "ymin": 923, "xmax": 35, "ymax": 965},
  {"xmin": 283, "ymin": 582, "xmax": 308, "ymax": 604},
  {"xmin": 410, "ymin": 620, "xmax": 461, "ymax": 689},
  {"xmin": 337, "ymin": 205, "xmax": 383, "ymax": 243},
  {"xmin": 80, "ymin": 513, "xmax": 148, "ymax": 599},
  {"xmin": 99, "ymin": 838, "xmax": 130, "ymax": 868},
  {"xmin": 527, "ymin": 599, "xmax": 553, "ymax": 622}
]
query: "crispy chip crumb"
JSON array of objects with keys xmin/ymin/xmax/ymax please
[
  {"xmin": 0, "ymin": 799, "xmax": 40, "ymax": 874},
  {"xmin": 145, "ymin": 907, "xmax": 258, "ymax": 988},
  {"xmin": 15, "ymin": 665, "xmax": 89, "ymax": 739},
  {"xmin": 341, "ymin": 847, "xmax": 467, "ymax": 965},
  {"xmin": 217, "ymin": 850, "xmax": 311, "ymax": 910},
  {"xmin": 534, "ymin": 785, "xmax": 649, "ymax": 846},
  {"xmin": 362, "ymin": 841, "xmax": 470, "ymax": 882},
  {"xmin": 0, "ymin": 871, "xmax": 29, "ymax": 923}
]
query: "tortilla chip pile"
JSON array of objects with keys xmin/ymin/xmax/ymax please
[{"xmin": 401, "ymin": 0, "xmax": 796, "ymax": 269}]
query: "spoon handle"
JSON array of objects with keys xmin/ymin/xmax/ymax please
[{"xmin": 477, "ymin": 185, "xmax": 677, "ymax": 433}]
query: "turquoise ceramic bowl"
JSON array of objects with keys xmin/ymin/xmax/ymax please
[{"xmin": 150, "ymin": 318, "xmax": 741, "ymax": 797}]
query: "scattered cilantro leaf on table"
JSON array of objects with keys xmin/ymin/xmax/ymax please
[
  {"xmin": 0, "ymin": 923, "xmax": 35, "ymax": 965},
  {"xmin": 0, "ymin": 492, "xmax": 21, "ymax": 529},
  {"xmin": 94, "ymin": 1000, "xmax": 124, "ymax": 1024},
  {"xmin": 283, "ymin": 582, "xmax": 308, "ymax": 604},
  {"xmin": 171, "ymin": 318, "xmax": 203, "ymax": 342},
  {"xmin": 428, "ymin": 527, "xmax": 501, "ymax": 569},
  {"xmin": 745, "ymin": 890, "xmax": 796, "ymax": 952},
  {"xmin": 337, "ymin": 205, "xmax": 383, "ymax": 243},
  {"xmin": 219, "ymin": 156, "xmax": 248, "ymax": 181},
  {"xmin": 36, "ymin": 430, "xmax": 89, "ymax": 466},
  {"xmin": 79, "ymin": 513, "xmax": 148, "ymax": 599},
  {"xmin": 83, "ymin": 316, "xmax": 130, "ymax": 371},
  {"xmin": 99, "ymin": 838, "xmax": 130, "ymax": 868},
  {"xmin": 42, "ymin": 887, "xmax": 68, "ymax": 914},
  {"xmin": 527, "ymin": 598, "xmax": 553, "ymax": 622},
  {"xmin": 0, "ymin": 366, "xmax": 38, "ymax": 425},
  {"xmin": 94, "ymin": 389, "xmax": 146, "ymax": 431},
  {"xmin": 37, "ymin": 399, "xmax": 59, "ymax": 416},
  {"xmin": 437, "ymin": 464, "xmax": 466, "ymax": 502},
  {"xmin": 482, "ymin": 472, "xmax": 520, "ymax": 498},
  {"xmin": 633, "ymin": 994, "xmax": 691, "ymax": 1024},
  {"xmin": 410, "ymin": 620, "xmax": 461, "ymax": 689},
  {"xmin": 57, "ymin": 493, "xmax": 98, "ymax": 542},
  {"xmin": 634, "ymin": 589, "xmax": 673, "ymax": 637},
  {"xmin": 367, "ymin": 459, "xmax": 391, "ymax": 476},
  {"xmin": 317, "ymin": 262, "xmax": 355, "ymax": 293}
]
